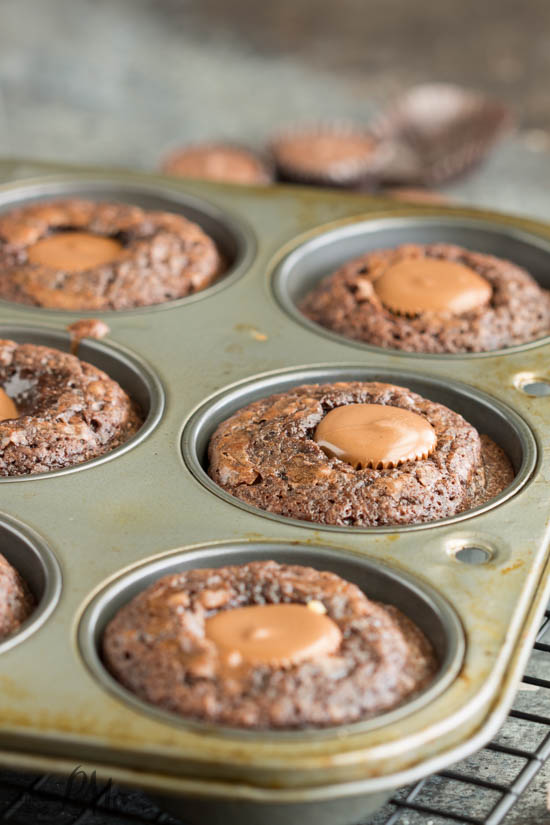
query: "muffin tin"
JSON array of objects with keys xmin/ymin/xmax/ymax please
[{"xmin": 0, "ymin": 162, "xmax": 549, "ymax": 825}]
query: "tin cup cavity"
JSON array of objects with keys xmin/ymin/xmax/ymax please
[
  {"xmin": 0, "ymin": 513, "xmax": 61, "ymax": 653},
  {"xmin": 0, "ymin": 176, "xmax": 256, "ymax": 314},
  {"xmin": 272, "ymin": 215, "xmax": 550, "ymax": 357},
  {"xmin": 182, "ymin": 365, "xmax": 536, "ymax": 532},
  {"xmin": 78, "ymin": 541, "xmax": 464, "ymax": 739},
  {"xmin": 0, "ymin": 325, "xmax": 164, "ymax": 481},
  {"xmin": 153, "ymin": 790, "xmax": 395, "ymax": 825}
]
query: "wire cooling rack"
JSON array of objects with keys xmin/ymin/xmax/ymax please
[{"xmin": 2, "ymin": 611, "xmax": 550, "ymax": 825}]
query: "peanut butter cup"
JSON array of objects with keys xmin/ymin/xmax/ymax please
[
  {"xmin": 0, "ymin": 388, "xmax": 18, "ymax": 421},
  {"xmin": 161, "ymin": 142, "xmax": 273, "ymax": 185},
  {"xmin": 102, "ymin": 560, "xmax": 437, "ymax": 729},
  {"xmin": 372, "ymin": 258, "xmax": 492, "ymax": 316},
  {"xmin": 0, "ymin": 199, "xmax": 224, "ymax": 310},
  {"xmin": 314, "ymin": 403, "xmax": 437, "ymax": 469},
  {"xmin": 208, "ymin": 381, "xmax": 514, "ymax": 527},
  {"xmin": 0, "ymin": 339, "xmax": 142, "ymax": 476},
  {"xmin": 300, "ymin": 244, "xmax": 550, "ymax": 353},
  {"xmin": 270, "ymin": 123, "xmax": 383, "ymax": 187},
  {"xmin": 204, "ymin": 602, "xmax": 342, "ymax": 670}
]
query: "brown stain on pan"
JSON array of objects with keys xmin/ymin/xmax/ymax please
[
  {"xmin": 0, "ymin": 706, "xmax": 123, "ymax": 738},
  {"xmin": 501, "ymin": 560, "xmax": 525, "ymax": 575},
  {"xmin": 234, "ymin": 323, "xmax": 269, "ymax": 342},
  {"xmin": 0, "ymin": 706, "xmax": 186, "ymax": 750},
  {"xmin": 0, "ymin": 676, "xmax": 30, "ymax": 700}
]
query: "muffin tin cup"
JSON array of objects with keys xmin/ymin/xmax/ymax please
[
  {"xmin": 0, "ymin": 175, "xmax": 257, "ymax": 315},
  {"xmin": 78, "ymin": 541, "xmax": 464, "ymax": 739},
  {"xmin": 0, "ymin": 165, "xmax": 550, "ymax": 822},
  {"xmin": 182, "ymin": 364, "xmax": 537, "ymax": 532},
  {"xmin": 78, "ymin": 540, "xmax": 463, "ymax": 825},
  {"xmin": 272, "ymin": 214, "xmax": 550, "ymax": 359},
  {"xmin": 0, "ymin": 324, "xmax": 165, "ymax": 481},
  {"xmin": 151, "ymin": 785, "xmax": 393, "ymax": 825},
  {"xmin": 0, "ymin": 512, "xmax": 61, "ymax": 654}
]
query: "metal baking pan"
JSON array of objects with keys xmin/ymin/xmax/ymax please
[{"xmin": 0, "ymin": 160, "xmax": 549, "ymax": 825}]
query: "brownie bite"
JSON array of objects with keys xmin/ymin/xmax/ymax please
[
  {"xmin": 0, "ymin": 199, "xmax": 224, "ymax": 310},
  {"xmin": 208, "ymin": 381, "xmax": 514, "ymax": 527},
  {"xmin": 300, "ymin": 243, "xmax": 550, "ymax": 353},
  {"xmin": 0, "ymin": 339, "xmax": 142, "ymax": 476},
  {"xmin": 161, "ymin": 143, "xmax": 273, "ymax": 185},
  {"xmin": 270, "ymin": 123, "xmax": 380, "ymax": 187},
  {"xmin": 103, "ymin": 560, "xmax": 437, "ymax": 729},
  {"xmin": 0, "ymin": 553, "xmax": 34, "ymax": 639},
  {"xmin": 380, "ymin": 187, "xmax": 453, "ymax": 205}
]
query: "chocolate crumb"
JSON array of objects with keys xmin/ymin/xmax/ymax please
[{"xmin": 68, "ymin": 319, "xmax": 110, "ymax": 355}]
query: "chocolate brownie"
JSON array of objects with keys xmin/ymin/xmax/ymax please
[
  {"xmin": 161, "ymin": 143, "xmax": 273, "ymax": 185},
  {"xmin": 208, "ymin": 381, "xmax": 514, "ymax": 527},
  {"xmin": 0, "ymin": 340, "xmax": 142, "ymax": 476},
  {"xmin": 0, "ymin": 553, "xmax": 34, "ymax": 639},
  {"xmin": 300, "ymin": 244, "xmax": 550, "ymax": 353},
  {"xmin": 0, "ymin": 199, "xmax": 224, "ymax": 310},
  {"xmin": 103, "ymin": 560, "xmax": 437, "ymax": 729}
]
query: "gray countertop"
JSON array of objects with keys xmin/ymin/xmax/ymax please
[{"xmin": 1, "ymin": 0, "xmax": 550, "ymax": 221}]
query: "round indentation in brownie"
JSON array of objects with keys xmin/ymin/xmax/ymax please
[
  {"xmin": 0, "ymin": 325, "xmax": 164, "ymax": 480},
  {"xmin": 272, "ymin": 216, "xmax": 550, "ymax": 357},
  {"xmin": 0, "ymin": 513, "xmax": 61, "ymax": 653},
  {"xmin": 182, "ymin": 366, "xmax": 536, "ymax": 532},
  {"xmin": 0, "ymin": 178, "xmax": 255, "ymax": 314},
  {"xmin": 78, "ymin": 542, "xmax": 464, "ymax": 735}
]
